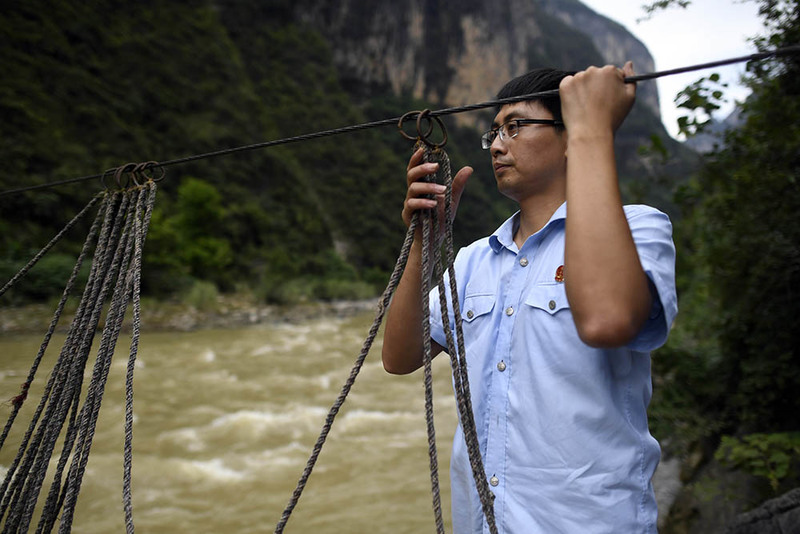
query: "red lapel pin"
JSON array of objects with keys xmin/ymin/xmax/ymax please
[{"xmin": 555, "ymin": 265, "xmax": 564, "ymax": 283}]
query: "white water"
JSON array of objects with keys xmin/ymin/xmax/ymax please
[
  {"xmin": 0, "ymin": 309, "xmax": 682, "ymax": 532},
  {"xmin": 0, "ymin": 312, "xmax": 458, "ymax": 533}
]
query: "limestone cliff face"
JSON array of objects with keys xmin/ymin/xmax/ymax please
[
  {"xmin": 538, "ymin": 0, "xmax": 659, "ymax": 113},
  {"xmin": 295, "ymin": 0, "xmax": 660, "ymax": 125}
]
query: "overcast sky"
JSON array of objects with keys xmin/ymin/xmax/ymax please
[{"xmin": 579, "ymin": 0, "xmax": 765, "ymax": 138}]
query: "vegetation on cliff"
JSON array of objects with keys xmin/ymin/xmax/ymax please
[
  {"xmin": 0, "ymin": 0, "xmax": 689, "ymax": 305},
  {"xmin": 643, "ymin": 0, "xmax": 800, "ymax": 525}
]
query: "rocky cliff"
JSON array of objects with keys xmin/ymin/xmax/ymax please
[
  {"xmin": 294, "ymin": 0, "xmax": 660, "ymax": 126},
  {"xmin": 1, "ymin": 0, "xmax": 692, "ymax": 306},
  {"xmin": 538, "ymin": 0, "xmax": 659, "ymax": 113}
]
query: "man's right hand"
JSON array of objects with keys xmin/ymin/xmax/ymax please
[
  {"xmin": 403, "ymin": 147, "xmax": 472, "ymax": 240},
  {"xmin": 382, "ymin": 147, "xmax": 471, "ymax": 374}
]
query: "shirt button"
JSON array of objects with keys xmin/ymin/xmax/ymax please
[
  {"xmin": 489, "ymin": 476, "xmax": 499, "ymax": 487},
  {"xmin": 548, "ymin": 300, "xmax": 556, "ymax": 310},
  {"xmin": 466, "ymin": 310, "xmax": 474, "ymax": 319},
  {"xmin": 505, "ymin": 306, "xmax": 514, "ymax": 316},
  {"xmin": 519, "ymin": 257, "xmax": 529, "ymax": 267},
  {"xmin": 497, "ymin": 360, "xmax": 506, "ymax": 372}
]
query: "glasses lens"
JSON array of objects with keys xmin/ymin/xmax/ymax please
[
  {"xmin": 505, "ymin": 121, "xmax": 519, "ymax": 139},
  {"xmin": 480, "ymin": 131, "xmax": 495, "ymax": 149}
]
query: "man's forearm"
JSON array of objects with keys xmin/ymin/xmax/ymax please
[
  {"xmin": 564, "ymin": 132, "xmax": 652, "ymax": 348},
  {"xmin": 382, "ymin": 239, "xmax": 430, "ymax": 374}
]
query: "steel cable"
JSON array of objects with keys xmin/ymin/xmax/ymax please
[{"xmin": 2, "ymin": 47, "xmax": 797, "ymax": 198}]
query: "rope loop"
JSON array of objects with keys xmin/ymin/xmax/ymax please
[{"xmin": 397, "ymin": 109, "xmax": 448, "ymax": 149}]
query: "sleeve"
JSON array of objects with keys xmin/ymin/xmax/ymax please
[
  {"xmin": 429, "ymin": 269, "xmax": 451, "ymax": 349},
  {"xmin": 625, "ymin": 205, "xmax": 679, "ymax": 352},
  {"xmin": 429, "ymin": 247, "xmax": 469, "ymax": 351}
]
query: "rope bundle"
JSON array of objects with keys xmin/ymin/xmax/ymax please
[
  {"xmin": 419, "ymin": 145, "xmax": 498, "ymax": 534},
  {"xmin": 0, "ymin": 118, "xmax": 494, "ymax": 533},
  {"xmin": 0, "ymin": 177, "xmax": 156, "ymax": 534},
  {"xmin": 275, "ymin": 133, "xmax": 496, "ymax": 532}
]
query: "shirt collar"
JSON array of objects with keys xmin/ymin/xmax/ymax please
[{"xmin": 488, "ymin": 202, "xmax": 567, "ymax": 253}]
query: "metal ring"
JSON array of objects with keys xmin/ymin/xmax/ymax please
[
  {"xmin": 414, "ymin": 109, "xmax": 436, "ymax": 141},
  {"xmin": 397, "ymin": 109, "xmax": 448, "ymax": 149},
  {"xmin": 101, "ymin": 168, "xmax": 117, "ymax": 190},
  {"xmin": 131, "ymin": 161, "xmax": 164, "ymax": 186},
  {"xmin": 113, "ymin": 163, "xmax": 137, "ymax": 190},
  {"xmin": 416, "ymin": 110, "xmax": 447, "ymax": 149},
  {"xmin": 141, "ymin": 161, "xmax": 165, "ymax": 182},
  {"xmin": 131, "ymin": 163, "xmax": 146, "ymax": 187},
  {"xmin": 398, "ymin": 110, "xmax": 426, "ymax": 141}
]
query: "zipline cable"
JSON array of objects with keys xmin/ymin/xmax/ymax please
[{"xmin": 1, "ymin": 45, "xmax": 798, "ymax": 198}]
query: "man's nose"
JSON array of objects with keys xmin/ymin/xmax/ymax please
[{"xmin": 491, "ymin": 134, "xmax": 507, "ymax": 157}]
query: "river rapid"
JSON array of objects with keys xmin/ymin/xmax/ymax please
[{"xmin": 1, "ymin": 309, "xmax": 459, "ymax": 533}]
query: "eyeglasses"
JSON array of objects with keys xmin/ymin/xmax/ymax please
[{"xmin": 480, "ymin": 118, "xmax": 564, "ymax": 149}]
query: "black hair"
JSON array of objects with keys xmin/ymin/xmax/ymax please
[{"xmin": 495, "ymin": 68, "xmax": 574, "ymax": 124}]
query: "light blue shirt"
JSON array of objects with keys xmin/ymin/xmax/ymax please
[{"xmin": 429, "ymin": 203, "xmax": 678, "ymax": 534}]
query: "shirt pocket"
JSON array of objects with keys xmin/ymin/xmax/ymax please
[
  {"xmin": 461, "ymin": 292, "xmax": 495, "ymax": 322},
  {"xmin": 524, "ymin": 282, "xmax": 570, "ymax": 315}
]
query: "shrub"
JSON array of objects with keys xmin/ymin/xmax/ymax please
[
  {"xmin": 716, "ymin": 433, "xmax": 800, "ymax": 494},
  {"xmin": 181, "ymin": 280, "xmax": 220, "ymax": 311},
  {"xmin": 0, "ymin": 253, "xmax": 88, "ymax": 302}
]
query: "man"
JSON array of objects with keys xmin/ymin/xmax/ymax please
[{"xmin": 382, "ymin": 62, "xmax": 678, "ymax": 533}]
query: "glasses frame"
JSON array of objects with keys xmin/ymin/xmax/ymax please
[{"xmin": 481, "ymin": 118, "xmax": 564, "ymax": 149}]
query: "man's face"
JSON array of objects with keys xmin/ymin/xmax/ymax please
[{"xmin": 489, "ymin": 101, "xmax": 567, "ymax": 202}]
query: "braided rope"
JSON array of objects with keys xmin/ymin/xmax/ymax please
[
  {"xmin": 0, "ymin": 196, "xmax": 106, "ymax": 453},
  {"xmin": 27, "ymin": 191, "xmax": 135, "ymax": 533},
  {"xmin": 56, "ymin": 189, "xmax": 140, "ymax": 533},
  {"xmin": 427, "ymin": 148, "xmax": 498, "ymax": 533},
  {"xmin": 419, "ymin": 146, "xmax": 445, "ymax": 533},
  {"xmin": 123, "ymin": 180, "xmax": 157, "ymax": 534},
  {"xmin": 274, "ymin": 201, "xmax": 420, "ymax": 533},
  {"xmin": 0, "ymin": 195, "xmax": 102, "ymax": 298},
  {"xmin": 0, "ymin": 181, "xmax": 157, "ymax": 534},
  {"xmin": 34, "ymin": 192, "xmax": 127, "ymax": 534},
  {"xmin": 275, "ymin": 142, "xmax": 496, "ymax": 533},
  {"xmin": 0, "ymin": 191, "xmax": 123, "ymax": 532}
]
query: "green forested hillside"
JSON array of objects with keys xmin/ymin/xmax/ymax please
[
  {"xmin": 2, "ymin": 0, "xmax": 800, "ymax": 527},
  {"xmin": 0, "ymin": 0, "xmax": 689, "ymax": 303},
  {"xmin": 641, "ymin": 1, "xmax": 800, "ymax": 527}
]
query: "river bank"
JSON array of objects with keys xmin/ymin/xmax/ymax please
[{"xmin": 0, "ymin": 294, "xmax": 380, "ymax": 335}]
